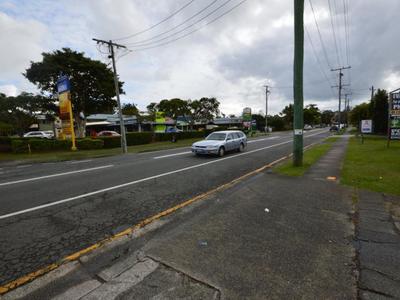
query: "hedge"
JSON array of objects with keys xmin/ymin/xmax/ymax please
[
  {"xmin": 11, "ymin": 138, "xmax": 104, "ymax": 153},
  {"xmin": 0, "ymin": 136, "xmax": 12, "ymax": 153}
]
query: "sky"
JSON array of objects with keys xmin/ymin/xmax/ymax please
[{"xmin": 1, "ymin": 0, "xmax": 400, "ymax": 116}]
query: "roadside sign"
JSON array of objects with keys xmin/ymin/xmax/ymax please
[
  {"xmin": 389, "ymin": 90, "xmax": 400, "ymax": 140},
  {"xmin": 361, "ymin": 119, "xmax": 372, "ymax": 133},
  {"xmin": 242, "ymin": 107, "xmax": 252, "ymax": 130},
  {"xmin": 57, "ymin": 75, "xmax": 71, "ymax": 94},
  {"xmin": 57, "ymin": 75, "xmax": 76, "ymax": 150}
]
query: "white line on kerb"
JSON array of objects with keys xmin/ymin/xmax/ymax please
[
  {"xmin": 0, "ymin": 130, "xmax": 327, "ymax": 220},
  {"xmin": 0, "ymin": 165, "xmax": 114, "ymax": 187},
  {"xmin": 69, "ymin": 159, "xmax": 93, "ymax": 164}
]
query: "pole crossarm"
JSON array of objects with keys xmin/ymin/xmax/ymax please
[{"xmin": 92, "ymin": 38, "xmax": 127, "ymax": 49}]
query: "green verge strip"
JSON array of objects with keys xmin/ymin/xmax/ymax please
[
  {"xmin": 0, "ymin": 138, "xmax": 201, "ymax": 164},
  {"xmin": 341, "ymin": 136, "xmax": 400, "ymax": 196},
  {"xmin": 274, "ymin": 136, "xmax": 339, "ymax": 176}
]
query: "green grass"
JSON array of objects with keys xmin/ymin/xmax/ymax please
[
  {"xmin": 341, "ymin": 136, "xmax": 400, "ymax": 196},
  {"xmin": 0, "ymin": 138, "xmax": 201, "ymax": 164},
  {"xmin": 274, "ymin": 136, "xmax": 340, "ymax": 176}
]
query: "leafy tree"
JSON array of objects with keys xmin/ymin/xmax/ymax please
[
  {"xmin": 24, "ymin": 48, "xmax": 122, "ymax": 137},
  {"xmin": 122, "ymin": 103, "xmax": 139, "ymax": 116},
  {"xmin": 0, "ymin": 92, "xmax": 54, "ymax": 136},
  {"xmin": 370, "ymin": 89, "xmax": 388, "ymax": 134},
  {"xmin": 280, "ymin": 104, "xmax": 294, "ymax": 128},
  {"xmin": 303, "ymin": 104, "xmax": 321, "ymax": 125},
  {"xmin": 189, "ymin": 97, "xmax": 220, "ymax": 123},
  {"xmin": 251, "ymin": 114, "xmax": 266, "ymax": 131},
  {"xmin": 321, "ymin": 110, "xmax": 334, "ymax": 125},
  {"xmin": 157, "ymin": 98, "xmax": 190, "ymax": 120},
  {"xmin": 349, "ymin": 103, "xmax": 371, "ymax": 129},
  {"xmin": 268, "ymin": 114, "xmax": 286, "ymax": 131}
]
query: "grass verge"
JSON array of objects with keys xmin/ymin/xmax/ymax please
[
  {"xmin": 341, "ymin": 135, "xmax": 400, "ymax": 196},
  {"xmin": 0, "ymin": 138, "xmax": 200, "ymax": 164},
  {"xmin": 274, "ymin": 136, "xmax": 340, "ymax": 176}
]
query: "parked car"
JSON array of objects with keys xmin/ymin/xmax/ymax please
[
  {"xmin": 23, "ymin": 131, "xmax": 52, "ymax": 139},
  {"xmin": 166, "ymin": 127, "xmax": 183, "ymax": 133},
  {"xmin": 44, "ymin": 130, "xmax": 55, "ymax": 138},
  {"xmin": 97, "ymin": 130, "xmax": 121, "ymax": 137},
  {"xmin": 191, "ymin": 130, "xmax": 247, "ymax": 157},
  {"xmin": 329, "ymin": 125, "xmax": 339, "ymax": 132},
  {"xmin": 304, "ymin": 124, "xmax": 313, "ymax": 130}
]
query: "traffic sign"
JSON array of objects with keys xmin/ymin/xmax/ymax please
[{"xmin": 57, "ymin": 75, "xmax": 71, "ymax": 94}]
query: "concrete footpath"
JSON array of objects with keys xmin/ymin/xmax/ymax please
[{"xmin": 2, "ymin": 136, "xmax": 399, "ymax": 299}]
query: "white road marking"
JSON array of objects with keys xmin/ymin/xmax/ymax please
[
  {"xmin": 0, "ymin": 165, "xmax": 114, "ymax": 187},
  {"xmin": 69, "ymin": 159, "xmax": 93, "ymax": 164},
  {"xmin": 16, "ymin": 165, "xmax": 32, "ymax": 168},
  {"xmin": 0, "ymin": 129, "xmax": 328, "ymax": 220},
  {"xmin": 153, "ymin": 151, "xmax": 192, "ymax": 159},
  {"xmin": 247, "ymin": 136, "xmax": 280, "ymax": 143}
]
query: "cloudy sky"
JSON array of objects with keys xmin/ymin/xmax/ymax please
[{"xmin": 1, "ymin": 0, "xmax": 399, "ymax": 116}]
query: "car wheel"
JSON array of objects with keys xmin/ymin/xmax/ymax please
[
  {"xmin": 218, "ymin": 147, "xmax": 225, "ymax": 157},
  {"xmin": 238, "ymin": 143, "xmax": 244, "ymax": 152}
]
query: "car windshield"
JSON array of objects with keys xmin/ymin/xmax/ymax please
[{"xmin": 206, "ymin": 133, "xmax": 226, "ymax": 141}]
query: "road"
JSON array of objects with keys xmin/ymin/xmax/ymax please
[{"xmin": 0, "ymin": 129, "xmax": 330, "ymax": 286}]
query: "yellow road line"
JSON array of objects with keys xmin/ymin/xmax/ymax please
[{"xmin": 0, "ymin": 146, "xmax": 314, "ymax": 295}]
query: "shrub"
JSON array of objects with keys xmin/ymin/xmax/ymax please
[
  {"xmin": 126, "ymin": 132, "xmax": 153, "ymax": 145},
  {"xmin": 0, "ymin": 136, "xmax": 12, "ymax": 152},
  {"xmin": 98, "ymin": 136, "xmax": 121, "ymax": 149},
  {"xmin": 76, "ymin": 138, "xmax": 104, "ymax": 150}
]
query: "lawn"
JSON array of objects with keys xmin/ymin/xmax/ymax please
[
  {"xmin": 341, "ymin": 136, "xmax": 400, "ymax": 196},
  {"xmin": 0, "ymin": 138, "xmax": 201, "ymax": 164},
  {"xmin": 274, "ymin": 136, "xmax": 340, "ymax": 176}
]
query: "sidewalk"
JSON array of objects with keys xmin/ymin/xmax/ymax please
[{"xmin": 3, "ymin": 137, "xmax": 399, "ymax": 299}]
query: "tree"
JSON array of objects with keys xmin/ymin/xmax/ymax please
[
  {"xmin": 268, "ymin": 114, "xmax": 286, "ymax": 131},
  {"xmin": 349, "ymin": 103, "xmax": 371, "ymax": 129},
  {"xmin": 370, "ymin": 89, "xmax": 388, "ymax": 134},
  {"xmin": 24, "ymin": 48, "xmax": 122, "ymax": 137},
  {"xmin": 157, "ymin": 98, "xmax": 190, "ymax": 120},
  {"xmin": 251, "ymin": 114, "xmax": 266, "ymax": 131},
  {"xmin": 280, "ymin": 104, "xmax": 294, "ymax": 128},
  {"xmin": 303, "ymin": 104, "xmax": 321, "ymax": 125},
  {"xmin": 321, "ymin": 110, "xmax": 334, "ymax": 125},
  {"xmin": 0, "ymin": 92, "xmax": 54, "ymax": 136},
  {"xmin": 189, "ymin": 97, "xmax": 220, "ymax": 123},
  {"xmin": 122, "ymin": 103, "xmax": 139, "ymax": 116}
]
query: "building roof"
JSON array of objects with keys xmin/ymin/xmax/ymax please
[{"xmin": 86, "ymin": 114, "xmax": 137, "ymax": 125}]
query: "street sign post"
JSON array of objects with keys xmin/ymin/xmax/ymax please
[
  {"xmin": 361, "ymin": 120, "xmax": 372, "ymax": 133},
  {"xmin": 242, "ymin": 107, "xmax": 252, "ymax": 133},
  {"xmin": 57, "ymin": 75, "xmax": 77, "ymax": 151}
]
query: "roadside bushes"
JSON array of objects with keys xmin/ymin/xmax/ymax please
[
  {"xmin": 11, "ymin": 138, "xmax": 104, "ymax": 153},
  {"xmin": 0, "ymin": 136, "xmax": 12, "ymax": 152}
]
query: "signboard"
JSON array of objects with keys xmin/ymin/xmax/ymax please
[
  {"xmin": 389, "ymin": 91, "xmax": 400, "ymax": 140},
  {"xmin": 154, "ymin": 111, "xmax": 166, "ymax": 133},
  {"xmin": 242, "ymin": 107, "xmax": 252, "ymax": 129},
  {"xmin": 361, "ymin": 119, "xmax": 373, "ymax": 133},
  {"xmin": 57, "ymin": 75, "xmax": 76, "ymax": 150}
]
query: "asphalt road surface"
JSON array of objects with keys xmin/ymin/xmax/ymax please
[{"xmin": 0, "ymin": 129, "xmax": 330, "ymax": 286}]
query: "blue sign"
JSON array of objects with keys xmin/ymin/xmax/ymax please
[{"xmin": 57, "ymin": 75, "xmax": 71, "ymax": 94}]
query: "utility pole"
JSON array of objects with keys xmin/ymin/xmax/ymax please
[
  {"xmin": 331, "ymin": 66, "xmax": 351, "ymax": 128},
  {"xmin": 93, "ymin": 38, "xmax": 128, "ymax": 154},
  {"xmin": 293, "ymin": 0, "xmax": 304, "ymax": 166},
  {"xmin": 344, "ymin": 92, "xmax": 352, "ymax": 126},
  {"xmin": 370, "ymin": 85, "xmax": 375, "ymax": 101},
  {"xmin": 263, "ymin": 85, "xmax": 270, "ymax": 132}
]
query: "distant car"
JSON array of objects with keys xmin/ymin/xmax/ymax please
[
  {"xmin": 97, "ymin": 131, "xmax": 121, "ymax": 137},
  {"xmin": 166, "ymin": 127, "xmax": 183, "ymax": 133},
  {"xmin": 191, "ymin": 130, "xmax": 247, "ymax": 157},
  {"xmin": 329, "ymin": 125, "xmax": 339, "ymax": 132},
  {"xmin": 23, "ymin": 131, "xmax": 52, "ymax": 139},
  {"xmin": 304, "ymin": 124, "xmax": 313, "ymax": 130},
  {"xmin": 44, "ymin": 130, "xmax": 55, "ymax": 138}
]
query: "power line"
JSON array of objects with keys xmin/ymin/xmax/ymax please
[
  {"xmin": 113, "ymin": 0, "xmax": 196, "ymax": 41},
  {"xmin": 327, "ymin": 0, "xmax": 341, "ymax": 66},
  {"xmin": 307, "ymin": 0, "xmax": 332, "ymax": 69},
  {"xmin": 126, "ymin": 0, "xmax": 233, "ymax": 48},
  {"xmin": 304, "ymin": 26, "xmax": 336, "ymax": 98},
  {"xmin": 127, "ymin": 0, "xmax": 248, "ymax": 52},
  {"xmin": 127, "ymin": 0, "xmax": 219, "ymax": 46}
]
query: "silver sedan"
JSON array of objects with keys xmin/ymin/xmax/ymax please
[{"xmin": 191, "ymin": 130, "xmax": 247, "ymax": 157}]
